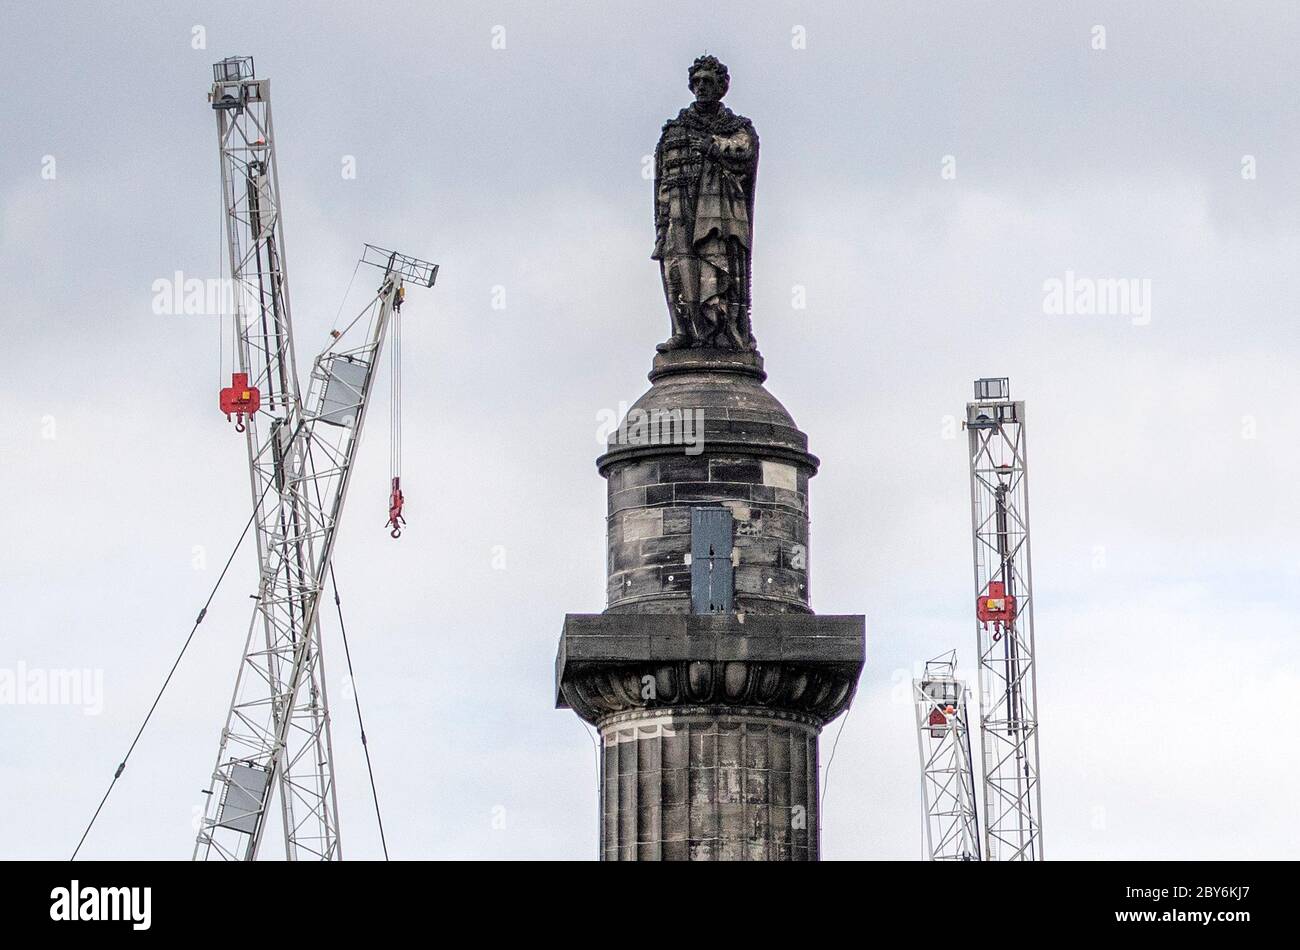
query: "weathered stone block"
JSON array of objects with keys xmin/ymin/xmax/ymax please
[
  {"xmin": 621, "ymin": 508, "xmax": 663, "ymax": 542},
  {"xmin": 623, "ymin": 460, "xmax": 660, "ymax": 489},
  {"xmin": 658, "ymin": 455, "xmax": 710, "ymax": 483},
  {"xmin": 710, "ymin": 458, "xmax": 763, "ymax": 483}
]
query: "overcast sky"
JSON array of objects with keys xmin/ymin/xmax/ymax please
[{"xmin": 2, "ymin": 1, "xmax": 1297, "ymax": 859}]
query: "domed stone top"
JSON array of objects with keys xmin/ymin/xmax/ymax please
[
  {"xmin": 598, "ymin": 348, "xmax": 820, "ymax": 616},
  {"xmin": 598, "ymin": 348, "xmax": 817, "ymax": 476}
]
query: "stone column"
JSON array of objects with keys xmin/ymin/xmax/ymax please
[{"xmin": 556, "ymin": 348, "xmax": 865, "ymax": 861}]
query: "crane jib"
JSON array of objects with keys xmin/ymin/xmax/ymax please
[{"xmin": 195, "ymin": 56, "xmax": 437, "ymax": 862}]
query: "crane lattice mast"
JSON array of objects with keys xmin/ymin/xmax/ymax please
[
  {"xmin": 914, "ymin": 652, "xmax": 981, "ymax": 861},
  {"xmin": 196, "ymin": 56, "xmax": 436, "ymax": 861},
  {"xmin": 965, "ymin": 377, "xmax": 1044, "ymax": 860}
]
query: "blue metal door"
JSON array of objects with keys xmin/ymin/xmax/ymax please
[{"xmin": 690, "ymin": 507, "xmax": 734, "ymax": 613}]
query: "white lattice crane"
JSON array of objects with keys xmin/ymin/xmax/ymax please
[
  {"xmin": 964, "ymin": 377, "xmax": 1044, "ymax": 861},
  {"xmin": 914, "ymin": 651, "xmax": 981, "ymax": 861},
  {"xmin": 194, "ymin": 56, "xmax": 437, "ymax": 861}
]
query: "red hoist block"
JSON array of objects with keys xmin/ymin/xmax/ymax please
[
  {"xmin": 386, "ymin": 476, "xmax": 406, "ymax": 539},
  {"xmin": 219, "ymin": 372, "xmax": 260, "ymax": 432},
  {"xmin": 977, "ymin": 580, "xmax": 1016, "ymax": 639}
]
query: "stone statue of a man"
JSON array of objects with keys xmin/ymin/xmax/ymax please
[{"xmin": 653, "ymin": 55, "xmax": 759, "ymax": 352}]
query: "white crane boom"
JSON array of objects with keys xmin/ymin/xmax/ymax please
[
  {"xmin": 914, "ymin": 652, "xmax": 981, "ymax": 861},
  {"xmin": 195, "ymin": 57, "xmax": 436, "ymax": 860},
  {"xmin": 965, "ymin": 377, "xmax": 1044, "ymax": 860}
]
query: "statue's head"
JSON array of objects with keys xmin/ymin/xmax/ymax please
[{"xmin": 688, "ymin": 54, "xmax": 729, "ymax": 104}]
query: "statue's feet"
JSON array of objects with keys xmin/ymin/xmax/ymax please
[
  {"xmin": 724, "ymin": 324, "xmax": 750, "ymax": 350},
  {"xmin": 656, "ymin": 333, "xmax": 689, "ymax": 353}
]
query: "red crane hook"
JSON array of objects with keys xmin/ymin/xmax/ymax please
[{"xmin": 386, "ymin": 477, "xmax": 406, "ymax": 539}]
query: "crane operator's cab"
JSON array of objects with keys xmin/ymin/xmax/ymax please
[{"xmin": 920, "ymin": 674, "xmax": 962, "ymax": 739}]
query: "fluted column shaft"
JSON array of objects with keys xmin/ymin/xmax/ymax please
[{"xmin": 599, "ymin": 708, "xmax": 819, "ymax": 861}]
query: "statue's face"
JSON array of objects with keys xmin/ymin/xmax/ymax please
[{"xmin": 690, "ymin": 68, "xmax": 725, "ymax": 105}]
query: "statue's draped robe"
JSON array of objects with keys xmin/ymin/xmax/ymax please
[{"xmin": 653, "ymin": 104, "xmax": 758, "ymax": 346}]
